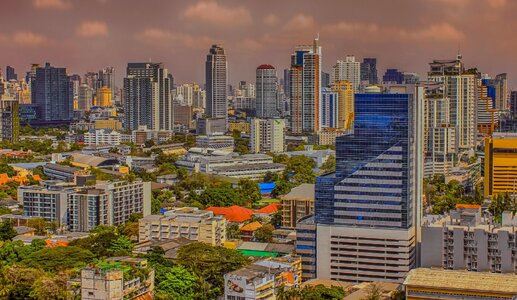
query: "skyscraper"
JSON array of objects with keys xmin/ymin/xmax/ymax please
[
  {"xmin": 383, "ymin": 69, "xmax": 404, "ymax": 84},
  {"xmin": 5, "ymin": 66, "xmax": 17, "ymax": 81},
  {"xmin": 123, "ymin": 62, "xmax": 172, "ymax": 131},
  {"xmin": 319, "ymin": 88, "xmax": 339, "ymax": 129},
  {"xmin": 78, "ymin": 84, "xmax": 94, "ymax": 111},
  {"xmin": 98, "ymin": 66, "xmax": 115, "ymax": 99},
  {"xmin": 360, "ymin": 58, "xmax": 378, "ymax": 85},
  {"xmin": 428, "ymin": 54, "xmax": 477, "ymax": 151},
  {"xmin": 332, "ymin": 80, "xmax": 354, "ymax": 130},
  {"xmin": 312, "ymin": 85, "xmax": 424, "ymax": 283},
  {"xmin": 289, "ymin": 37, "xmax": 321, "ymax": 133},
  {"xmin": 331, "ymin": 55, "xmax": 360, "ymax": 92},
  {"xmin": 205, "ymin": 45, "xmax": 228, "ymax": 128},
  {"xmin": 256, "ymin": 64, "xmax": 278, "ymax": 118},
  {"xmin": 32, "ymin": 63, "xmax": 73, "ymax": 122}
]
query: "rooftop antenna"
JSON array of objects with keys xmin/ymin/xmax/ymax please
[{"xmin": 456, "ymin": 43, "xmax": 462, "ymax": 60}]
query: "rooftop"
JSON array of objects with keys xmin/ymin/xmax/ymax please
[
  {"xmin": 404, "ymin": 268, "xmax": 517, "ymax": 294},
  {"xmin": 281, "ymin": 183, "xmax": 315, "ymax": 200}
]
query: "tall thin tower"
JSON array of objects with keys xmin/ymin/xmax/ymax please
[{"xmin": 205, "ymin": 45, "xmax": 228, "ymax": 129}]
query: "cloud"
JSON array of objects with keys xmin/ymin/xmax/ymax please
[
  {"xmin": 136, "ymin": 28, "xmax": 213, "ymax": 49},
  {"xmin": 324, "ymin": 21, "xmax": 463, "ymax": 42},
  {"xmin": 393, "ymin": 22, "xmax": 464, "ymax": 41},
  {"xmin": 264, "ymin": 14, "xmax": 279, "ymax": 26},
  {"xmin": 283, "ymin": 14, "xmax": 316, "ymax": 32},
  {"xmin": 32, "ymin": 0, "xmax": 71, "ymax": 10},
  {"xmin": 486, "ymin": 0, "xmax": 506, "ymax": 8},
  {"xmin": 183, "ymin": 1, "xmax": 252, "ymax": 27},
  {"xmin": 12, "ymin": 31, "xmax": 50, "ymax": 47},
  {"xmin": 76, "ymin": 21, "xmax": 109, "ymax": 38}
]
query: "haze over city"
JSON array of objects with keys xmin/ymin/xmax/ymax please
[{"xmin": 1, "ymin": 0, "xmax": 515, "ymax": 86}]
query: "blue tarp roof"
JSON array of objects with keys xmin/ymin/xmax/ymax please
[{"xmin": 259, "ymin": 182, "xmax": 276, "ymax": 194}]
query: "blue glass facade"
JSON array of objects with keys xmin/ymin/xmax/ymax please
[
  {"xmin": 315, "ymin": 91, "xmax": 418, "ymax": 229},
  {"xmin": 383, "ymin": 69, "xmax": 404, "ymax": 84}
]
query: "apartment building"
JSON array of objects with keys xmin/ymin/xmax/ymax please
[
  {"xmin": 83, "ymin": 129, "xmax": 121, "ymax": 146},
  {"xmin": 281, "ymin": 183, "xmax": 315, "ymax": 228},
  {"xmin": 19, "ymin": 184, "xmax": 73, "ymax": 225},
  {"xmin": 422, "ymin": 205, "xmax": 517, "ymax": 273},
  {"xmin": 195, "ymin": 134, "xmax": 235, "ymax": 151},
  {"xmin": 138, "ymin": 207, "xmax": 227, "ymax": 246}
]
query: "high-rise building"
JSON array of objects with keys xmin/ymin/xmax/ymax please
[
  {"xmin": 360, "ymin": 58, "xmax": 378, "ymax": 85},
  {"xmin": 319, "ymin": 88, "xmax": 339, "ymax": 129},
  {"xmin": 256, "ymin": 64, "xmax": 278, "ymax": 118},
  {"xmin": 32, "ymin": 63, "xmax": 73, "ymax": 122},
  {"xmin": 283, "ymin": 69, "xmax": 290, "ymax": 98},
  {"xmin": 511, "ymin": 91, "xmax": 517, "ymax": 118},
  {"xmin": 0, "ymin": 99, "xmax": 19, "ymax": 142},
  {"xmin": 250, "ymin": 118, "xmax": 285, "ymax": 153},
  {"xmin": 322, "ymin": 71, "xmax": 330, "ymax": 88},
  {"xmin": 423, "ymin": 81, "xmax": 458, "ymax": 177},
  {"xmin": 383, "ymin": 69, "xmax": 404, "ymax": 84},
  {"xmin": 484, "ymin": 132, "xmax": 517, "ymax": 197},
  {"xmin": 428, "ymin": 54, "xmax": 477, "ymax": 151},
  {"xmin": 98, "ymin": 66, "xmax": 115, "ymax": 99},
  {"xmin": 96, "ymin": 86, "xmax": 112, "ymax": 107},
  {"xmin": 289, "ymin": 37, "xmax": 322, "ymax": 133},
  {"xmin": 206, "ymin": 45, "xmax": 228, "ymax": 128},
  {"xmin": 123, "ymin": 62, "xmax": 172, "ymax": 131},
  {"xmin": 331, "ymin": 55, "xmax": 360, "ymax": 92},
  {"xmin": 78, "ymin": 84, "xmax": 93, "ymax": 111},
  {"xmin": 477, "ymin": 77, "xmax": 500, "ymax": 137},
  {"xmin": 311, "ymin": 85, "xmax": 424, "ymax": 283},
  {"xmin": 5, "ymin": 66, "xmax": 17, "ymax": 81},
  {"xmin": 332, "ymin": 80, "xmax": 354, "ymax": 130}
]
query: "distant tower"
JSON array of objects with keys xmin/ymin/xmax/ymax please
[
  {"xmin": 123, "ymin": 63, "xmax": 172, "ymax": 131},
  {"xmin": 32, "ymin": 63, "xmax": 73, "ymax": 122},
  {"xmin": 205, "ymin": 45, "xmax": 228, "ymax": 129},
  {"xmin": 5, "ymin": 66, "xmax": 17, "ymax": 81},
  {"xmin": 256, "ymin": 64, "xmax": 278, "ymax": 118},
  {"xmin": 289, "ymin": 36, "xmax": 322, "ymax": 133}
]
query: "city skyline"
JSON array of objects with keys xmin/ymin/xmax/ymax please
[{"xmin": 0, "ymin": 0, "xmax": 515, "ymax": 87}]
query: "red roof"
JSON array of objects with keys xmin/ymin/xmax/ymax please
[
  {"xmin": 255, "ymin": 203, "xmax": 280, "ymax": 214},
  {"xmin": 206, "ymin": 205, "xmax": 254, "ymax": 223},
  {"xmin": 456, "ymin": 204, "xmax": 481, "ymax": 209},
  {"xmin": 257, "ymin": 64, "xmax": 275, "ymax": 70}
]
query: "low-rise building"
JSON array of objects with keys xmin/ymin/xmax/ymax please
[
  {"xmin": 80, "ymin": 257, "xmax": 154, "ymax": 300},
  {"xmin": 229, "ymin": 121, "xmax": 250, "ymax": 133},
  {"xmin": 94, "ymin": 118, "xmax": 123, "ymax": 130},
  {"xmin": 83, "ymin": 128, "xmax": 121, "ymax": 146},
  {"xmin": 43, "ymin": 163, "xmax": 95, "ymax": 186},
  {"xmin": 318, "ymin": 128, "xmax": 350, "ymax": 146},
  {"xmin": 404, "ymin": 268, "xmax": 517, "ymax": 300},
  {"xmin": 285, "ymin": 146, "xmax": 335, "ymax": 168},
  {"xmin": 422, "ymin": 204, "xmax": 517, "ymax": 273},
  {"xmin": 196, "ymin": 134, "xmax": 235, "ymax": 151},
  {"xmin": 176, "ymin": 150, "xmax": 284, "ymax": 180},
  {"xmin": 138, "ymin": 207, "xmax": 227, "ymax": 246},
  {"xmin": 295, "ymin": 215, "xmax": 317, "ymax": 281},
  {"xmin": 281, "ymin": 183, "xmax": 314, "ymax": 228}
]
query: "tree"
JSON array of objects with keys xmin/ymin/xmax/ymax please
[
  {"xmin": 68, "ymin": 225, "xmax": 119, "ymax": 257},
  {"xmin": 254, "ymin": 224, "xmax": 274, "ymax": 242},
  {"xmin": 277, "ymin": 284, "xmax": 346, "ymax": 300},
  {"xmin": 198, "ymin": 186, "xmax": 244, "ymax": 207},
  {"xmin": 0, "ymin": 220, "xmax": 17, "ymax": 241},
  {"xmin": 27, "ymin": 218, "xmax": 48, "ymax": 236},
  {"xmin": 489, "ymin": 193, "xmax": 515, "ymax": 223},
  {"xmin": 362, "ymin": 282, "xmax": 383, "ymax": 300},
  {"xmin": 320, "ymin": 155, "xmax": 336, "ymax": 174},
  {"xmin": 270, "ymin": 211, "xmax": 282, "ymax": 228},
  {"xmin": 236, "ymin": 179, "xmax": 261, "ymax": 205},
  {"xmin": 156, "ymin": 266, "xmax": 197, "ymax": 300},
  {"xmin": 109, "ymin": 235, "xmax": 134, "ymax": 256},
  {"xmin": 176, "ymin": 243, "xmax": 250, "ymax": 299},
  {"xmin": 226, "ymin": 223, "xmax": 241, "ymax": 239},
  {"xmin": 29, "ymin": 273, "xmax": 70, "ymax": 300},
  {"xmin": 21, "ymin": 246, "xmax": 95, "ymax": 272},
  {"xmin": 263, "ymin": 171, "xmax": 279, "ymax": 183}
]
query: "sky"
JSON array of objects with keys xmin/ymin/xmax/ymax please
[{"xmin": 0, "ymin": 0, "xmax": 515, "ymax": 88}]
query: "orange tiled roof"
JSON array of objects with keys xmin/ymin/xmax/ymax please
[
  {"xmin": 206, "ymin": 205, "xmax": 254, "ymax": 223},
  {"xmin": 255, "ymin": 203, "xmax": 280, "ymax": 214},
  {"xmin": 456, "ymin": 204, "xmax": 481, "ymax": 209},
  {"xmin": 239, "ymin": 221, "xmax": 262, "ymax": 232}
]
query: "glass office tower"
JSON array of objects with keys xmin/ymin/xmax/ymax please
[{"xmin": 313, "ymin": 85, "xmax": 423, "ymax": 283}]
